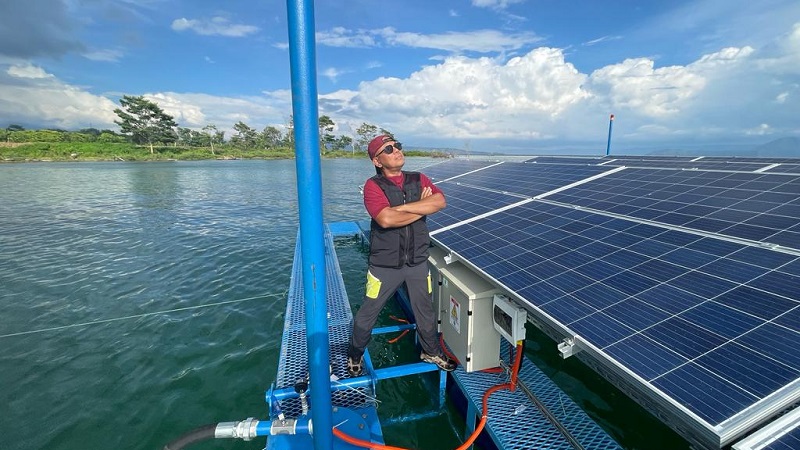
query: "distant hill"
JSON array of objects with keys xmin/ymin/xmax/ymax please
[
  {"xmin": 412, "ymin": 136, "xmax": 799, "ymax": 158},
  {"xmin": 751, "ymin": 137, "xmax": 800, "ymax": 157},
  {"xmin": 645, "ymin": 137, "xmax": 799, "ymax": 158}
]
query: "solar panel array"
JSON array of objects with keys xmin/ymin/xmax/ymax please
[{"xmin": 421, "ymin": 156, "xmax": 800, "ymax": 449}]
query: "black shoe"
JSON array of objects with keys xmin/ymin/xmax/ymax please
[
  {"xmin": 421, "ymin": 352, "xmax": 457, "ymax": 372},
  {"xmin": 347, "ymin": 355, "xmax": 364, "ymax": 377}
]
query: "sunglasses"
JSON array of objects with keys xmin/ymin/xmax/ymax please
[{"xmin": 375, "ymin": 142, "xmax": 402, "ymax": 158}]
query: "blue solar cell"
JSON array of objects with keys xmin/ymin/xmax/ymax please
[
  {"xmin": 571, "ymin": 312, "xmax": 634, "ymax": 347},
  {"xmin": 669, "ymin": 271, "xmax": 737, "ymax": 298},
  {"xmin": 745, "ymin": 213, "xmax": 799, "ymax": 229},
  {"xmin": 603, "ymin": 249, "xmax": 650, "ymax": 268},
  {"xmin": 422, "ymin": 159, "xmax": 498, "ymax": 181},
  {"xmin": 684, "ymin": 217, "xmax": 732, "ymax": 232},
  {"xmin": 428, "ymin": 181, "xmax": 523, "ymax": 231},
  {"xmin": 725, "ymin": 223, "xmax": 779, "ymax": 241},
  {"xmin": 770, "ymin": 431, "xmax": 800, "ymax": 450},
  {"xmin": 678, "ymin": 301, "xmax": 764, "ymax": 339},
  {"xmin": 774, "ymin": 308, "xmax": 799, "ymax": 333},
  {"xmin": 603, "ymin": 298, "xmax": 671, "ymax": 331},
  {"xmin": 519, "ymin": 281, "xmax": 569, "ymax": 306},
  {"xmin": 602, "ymin": 270, "xmax": 659, "ymax": 296},
  {"xmin": 728, "ymin": 246, "xmax": 796, "ymax": 269},
  {"xmin": 634, "ymin": 284, "xmax": 706, "ymax": 315},
  {"xmin": 660, "ymin": 248, "xmax": 720, "ymax": 269},
  {"xmin": 771, "ymin": 230, "xmax": 800, "ymax": 248},
  {"xmin": 736, "ymin": 323, "xmax": 800, "ymax": 368},
  {"xmin": 626, "ymin": 239, "xmax": 675, "ymax": 258},
  {"xmin": 496, "ymin": 270, "xmax": 531, "ymax": 292},
  {"xmin": 571, "ymin": 283, "xmax": 627, "ymax": 309},
  {"xmin": 644, "ymin": 317, "xmax": 727, "ymax": 359},
  {"xmin": 604, "ymin": 334, "xmax": 688, "ymax": 381},
  {"xmin": 695, "ymin": 342, "xmax": 799, "ymax": 399},
  {"xmin": 551, "ymin": 250, "xmax": 595, "ymax": 268},
  {"xmin": 689, "ymin": 237, "xmax": 743, "ymax": 257},
  {"xmin": 630, "ymin": 259, "xmax": 686, "ymax": 282},
  {"xmin": 573, "ymin": 259, "xmax": 621, "ymax": 280},
  {"xmin": 540, "ymin": 295, "xmax": 596, "ymax": 323},
  {"xmin": 549, "ymin": 270, "xmax": 595, "ymax": 292},
  {"xmin": 714, "ymin": 286, "xmax": 797, "ymax": 321},
  {"xmin": 701, "ymin": 257, "xmax": 770, "ymax": 284},
  {"xmin": 651, "ymin": 363, "xmax": 757, "ymax": 425},
  {"xmin": 650, "ymin": 229, "xmax": 702, "ymax": 247},
  {"xmin": 748, "ymin": 269, "xmax": 800, "ymax": 299}
]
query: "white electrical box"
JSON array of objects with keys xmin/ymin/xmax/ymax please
[
  {"xmin": 437, "ymin": 261, "xmax": 501, "ymax": 372},
  {"xmin": 492, "ymin": 294, "xmax": 527, "ymax": 344}
]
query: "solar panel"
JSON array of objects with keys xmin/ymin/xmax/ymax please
[
  {"xmin": 545, "ymin": 167, "xmax": 800, "ymax": 251},
  {"xmin": 427, "ymin": 181, "xmax": 525, "ymax": 231},
  {"xmin": 765, "ymin": 164, "xmax": 800, "ymax": 174},
  {"xmin": 603, "ymin": 160, "xmax": 775, "ymax": 171},
  {"xmin": 420, "ymin": 158, "xmax": 800, "ymax": 448},
  {"xmin": 733, "ymin": 406, "xmax": 800, "ymax": 450},
  {"xmin": 419, "ymin": 159, "xmax": 499, "ymax": 182},
  {"xmin": 441, "ymin": 162, "xmax": 615, "ymax": 198},
  {"xmin": 524, "ymin": 156, "xmax": 607, "ymax": 165},
  {"xmin": 431, "ymin": 200, "xmax": 800, "ymax": 447}
]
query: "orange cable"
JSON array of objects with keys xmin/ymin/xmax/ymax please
[
  {"xmin": 332, "ymin": 341, "xmax": 527, "ymax": 450},
  {"xmin": 387, "ymin": 329, "xmax": 409, "ymax": 344}
]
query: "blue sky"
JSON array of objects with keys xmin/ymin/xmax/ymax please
[{"xmin": 1, "ymin": 0, "xmax": 799, "ymax": 154}]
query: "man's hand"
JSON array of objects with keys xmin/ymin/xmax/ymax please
[
  {"xmin": 374, "ymin": 189, "xmax": 445, "ymax": 228},
  {"xmin": 420, "ymin": 186, "xmax": 433, "ymax": 199}
]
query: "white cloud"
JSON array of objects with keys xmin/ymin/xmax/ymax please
[
  {"xmin": 321, "ymin": 67, "xmax": 346, "ymax": 83},
  {"xmin": 8, "ymin": 64, "xmax": 54, "ymax": 79},
  {"xmin": 316, "ymin": 27, "xmax": 541, "ymax": 53},
  {"xmin": 171, "ymin": 17, "xmax": 259, "ymax": 37},
  {"xmin": 317, "ymin": 27, "xmax": 377, "ymax": 48},
  {"xmin": 745, "ymin": 123, "xmax": 772, "ymax": 136},
  {"xmin": 588, "ymin": 58, "xmax": 706, "ymax": 117},
  {"xmin": 332, "ymin": 48, "xmax": 588, "ymax": 140},
  {"xmin": 583, "ymin": 36, "xmax": 623, "ymax": 47},
  {"xmin": 379, "ymin": 28, "xmax": 541, "ymax": 53},
  {"xmin": 471, "ymin": 0, "xmax": 525, "ymax": 10},
  {"xmin": 83, "ymin": 48, "xmax": 124, "ymax": 62},
  {"xmin": 0, "ymin": 64, "xmax": 117, "ymax": 129}
]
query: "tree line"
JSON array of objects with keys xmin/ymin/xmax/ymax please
[{"xmin": 2, "ymin": 95, "xmax": 392, "ymax": 156}]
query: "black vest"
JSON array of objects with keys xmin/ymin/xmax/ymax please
[{"xmin": 369, "ymin": 172, "xmax": 431, "ymax": 268}]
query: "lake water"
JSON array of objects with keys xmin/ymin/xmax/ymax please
[{"xmin": 0, "ymin": 159, "xmax": 688, "ymax": 450}]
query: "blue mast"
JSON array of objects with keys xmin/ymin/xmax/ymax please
[
  {"xmin": 286, "ymin": 1, "xmax": 333, "ymax": 449},
  {"xmin": 605, "ymin": 114, "xmax": 614, "ymax": 155}
]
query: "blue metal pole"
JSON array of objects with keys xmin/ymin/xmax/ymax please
[
  {"xmin": 286, "ymin": 1, "xmax": 333, "ymax": 449},
  {"xmin": 605, "ymin": 114, "xmax": 614, "ymax": 156}
]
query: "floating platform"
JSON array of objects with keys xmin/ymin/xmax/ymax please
[{"xmin": 266, "ymin": 223, "xmax": 621, "ymax": 449}]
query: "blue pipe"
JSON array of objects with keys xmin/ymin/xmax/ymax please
[
  {"xmin": 605, "ymin": 114, "xmax": 614, "ymax": 155},
  {"xmin": 286, "ymin": 0, "xmax": 333, "ymax": 449}
]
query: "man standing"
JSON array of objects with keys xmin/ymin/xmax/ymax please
[{"xmin": 347, "ymin": 134, "xmax": 457, "ymax": 377}]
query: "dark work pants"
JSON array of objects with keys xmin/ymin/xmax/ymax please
[{"xmin": 348, "ymin": 262, "xmax": 441, "ymax": 359}]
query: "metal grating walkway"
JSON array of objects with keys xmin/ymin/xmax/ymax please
[
  {"xmin": 452, "ymin": 340, "xmax": 622, "ymax": 450},
  {"xmin": 274, "ymin": 226, "xmax": 375, "ymax": 418}
]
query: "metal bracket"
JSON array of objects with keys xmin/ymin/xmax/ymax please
[
  {"xmin": 558, "ymin": 338, "xmax": 576, "ymax": 359},
  {"xmin": 444, "ymin": 252, "xmax": 459, "ymax": 264}
]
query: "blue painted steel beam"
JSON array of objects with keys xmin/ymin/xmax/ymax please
[
  {"xmin": 285, "ymin": 0, "xmax": 333, "ymax": 449},
  {"xmin": 372, "ymin": 324, "xmax": 416, "ymax": 335},
  {"xmin": 270, "ymin": 362, "xmax": 440, "ymax": 402}
]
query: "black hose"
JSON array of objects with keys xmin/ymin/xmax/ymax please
[{"xmin": 163, "ymin": 424, "xmax": 218, "ymax": 450}]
